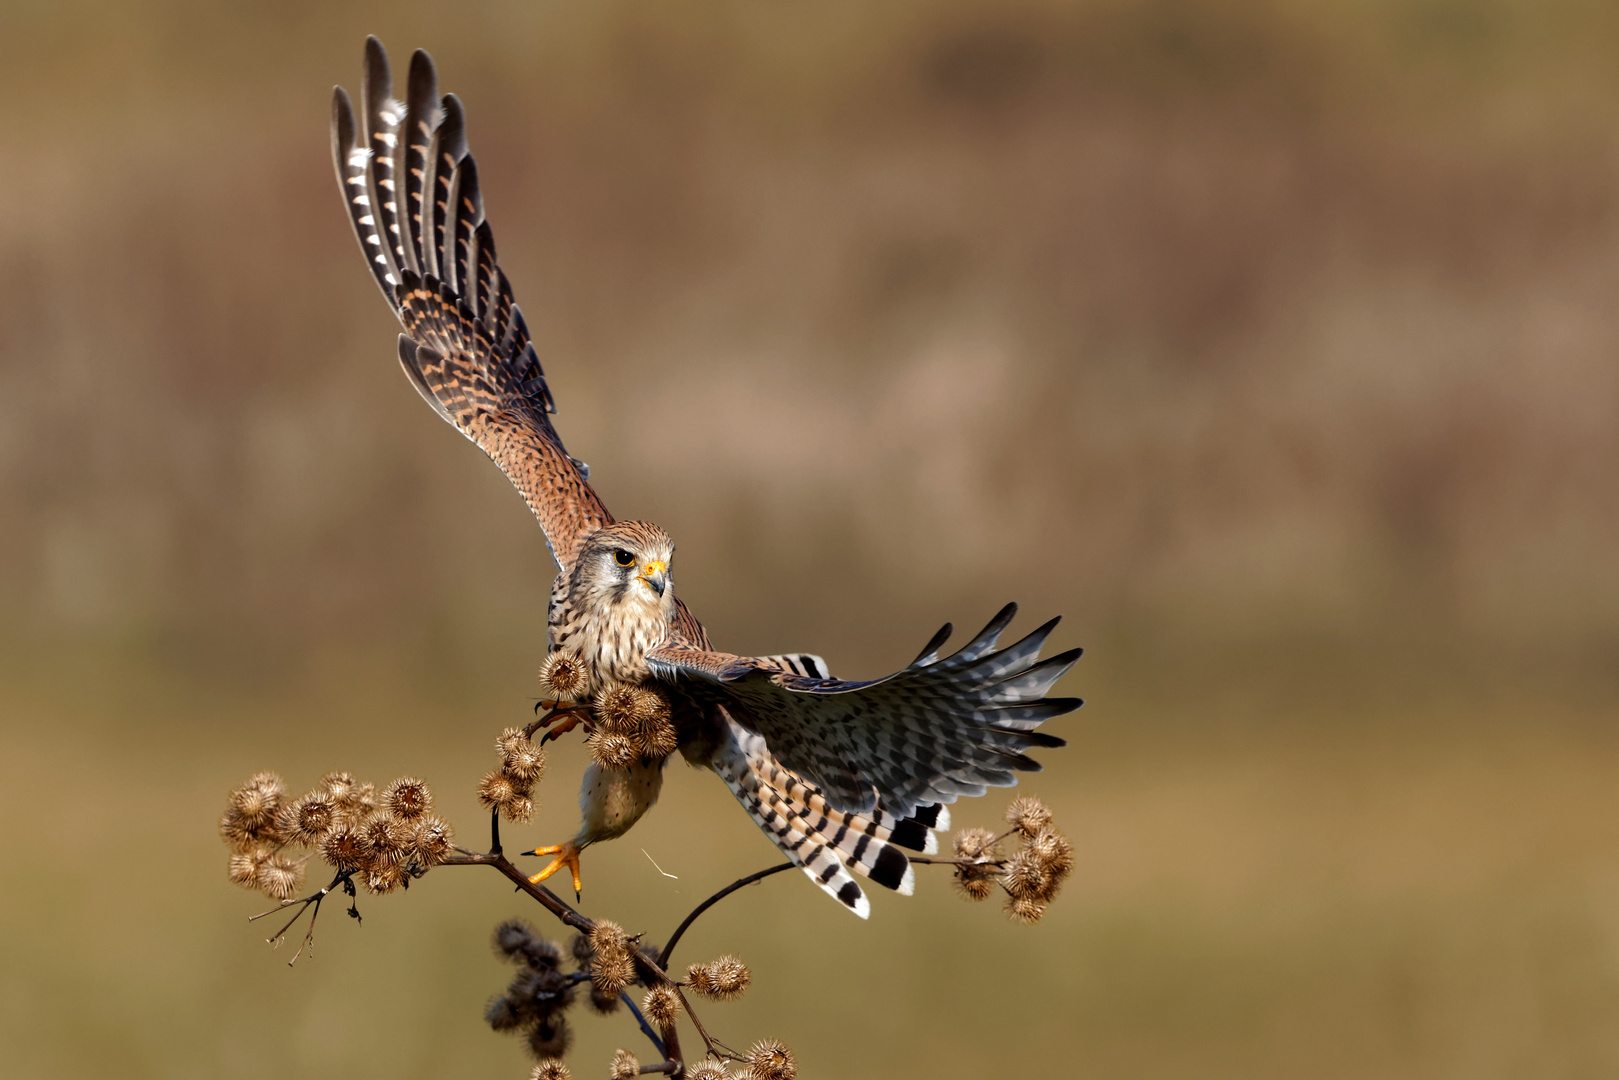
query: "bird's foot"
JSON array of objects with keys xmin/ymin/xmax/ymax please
[
  {"xmin": 525, "ymin": 841, "xmax": 584, "ymax": 897},
  {"xmin": 533, "ymin": 704, "xmax": 589, "ymax": 746}
]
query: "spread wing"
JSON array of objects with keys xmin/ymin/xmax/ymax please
[
  {"xmin": 332, "ymin": 38, "xmax": 611, "ymax": 570},
  {"xmin": 647, "ymin": 604, "xmax": 1081, "ymax": 818}
]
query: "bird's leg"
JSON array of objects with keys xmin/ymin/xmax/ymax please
[{"xmin": 525, "ymin": 840, "xmax": 584, "ymax": 896}]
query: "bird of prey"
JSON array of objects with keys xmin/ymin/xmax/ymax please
[{"xmin": 331, "ymin": 39, "xmax": 1081, "ymax": 918}]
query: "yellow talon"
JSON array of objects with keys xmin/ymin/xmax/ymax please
[{"xmin": 526, "ymin": 841, "xmax": 584, "ymax": 896}]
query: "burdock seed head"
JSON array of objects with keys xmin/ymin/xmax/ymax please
[
  {"xmin": 610, "ymin": 1049, "xmax": 640, "ymax": 1080},
  {"xmin": 637, "ymin": 714, "xmax": 679, "ymax": 760},
  {"xmin": 588, "ymin": 920, "xmax": 635, "ymax": 995},
  {"xmin": 531, "ymin": 1060, "xmax": 572, "ymax": 1080},
  {"xmin": 363, "ymin": 859, "xmax": 405, "ymax": 895},
  {"xmin": 321, "ymin": 770, "xmax": 356, "ymax": 802},
  {"xmin": 410, "ymin": 815, "xmax": 454, "ymax": 869},
  {"xmin": 229, "ymin": 771, "xmax": 286, "ymax": 828},
  {"xmin": 485, "ymin": 994, "xmax": 524, "ymax": 1032},
  {"xmin": 1004, "ymin": 794, "xmax": 1054, "ymax": 838},
  {"xmin": 687, "ymin": 1063, "xmax": 731, "ymax": 1080},
  {"xmin": 526, "ymin": 1015, "xmax": 572, "ymax": 1060},
  {"xmin": 360, "ymin": 814, "xmax": 410, "ymax": 868},
  {"xmin": 277, "ymin": 792, "xmax": 338, "ymax": 846},
  {"xmin": 227, "ymin": 847, "xmax": 271, "ymax": 890},
  {"xmin": 498, "ymin": 728, "xmax": 547, "ymax": 785},
  {"xmin": 953, "ymin": 864, "xmax": 996, "ymax": 901},
  {"xmin": 953, "ymin": 827, "xmax": 1000, "ymax": 861},
  {"xmin": 478, "ymin": 770, "xmax": 534, "ymax": 822},
  {"xmin": 686, "ymin": 955, "xmax": 750, "ymax": 1001},
  {"xmin": 1004, "ymin": 893, "xmax": 1047, "ymax": 924},
  {"xmin": 594, "ymin": 686, "xmax": 640, "ymax": 736},
  {"xmin": 539, "ymin": 652, "xmax": 587, "ymax": 701},
  {"xmin": 590, "ymin": 733, "xmax": 638, "ymax": 771},
  {"xmin": 742, "ymin": 1039, "xmax": 797, "ymax": 1080},
  {"xmin": 260, "ymin": 854, "xmax": 306, "ymax": 900},
  {"xmin": 1029, "ymin": 826, "xmax": 1075, "ymax": 878},
  {"xmin": 319, "ymin": 822, "xmax": 367, "ymax": 872},
  {"xmin": 383, "ymin": 777, "xmax": 433, "ymax": 821},
  {"xmin": 641, "ymin": 984, "xmax": 680, "ymax": 1029}
]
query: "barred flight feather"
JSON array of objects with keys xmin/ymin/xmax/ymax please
[
  {"xmin": 332, "ymin": 37, "xmax": 603, "ymax": 568},
  {"xmin": 648, "ymin": 604, "xmax": 1082, "ymax": 820}
]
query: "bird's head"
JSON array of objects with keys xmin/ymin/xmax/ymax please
[{"xmin": 575, "ymin": 520, "xmax": 676, "ymax": 617}]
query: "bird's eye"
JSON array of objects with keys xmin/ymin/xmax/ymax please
[{"xmin": 614, "ymin": 550, "xmax": 635, "ymax": 567}]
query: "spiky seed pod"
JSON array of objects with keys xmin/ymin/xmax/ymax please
[
  {"xmin": 494, "ymin": 919, "xmax": 541, "ymax": 962},
  {"xmin": 589, "ymin": 984, "xmax": 622, "ymax": 1014},
  {"xmin": 498, "ymin": 728, "xmax": 548, "ymax": 785},
  {"xmin": 641, "ymin": 984, "xmax": 680, "ymax": 1029},
  {"xmin": 953, "ymin": 866, "xmax": 996, "ymax": 901},
  {"xmin": 504, "ymin": 793, "xmax": 535, "ymax": 824},
  {"xmin": 539, "ymin": 653, "xmax": 588, "ymax": 701},
  {"xmin": 686, "ymin": 955, "xmax": 751, "ymax": 1001},
  {"xmin": 486, "ymin": 995, "xmax": 524, "ymax": 1032},
  {"xmin": 321, "ymin": 770, "xmax": 357, "ymax": 802},
  {"xmin": 319, "ymin": 823, "xmax": 367, "ymax": 871},
  {"xmin": 507, "ymin": 966, "xmax": 570, "ymax": 1020},
  {"xmin": 531, "ymin": 1060, "xmax": 573, "ymax": 1080},
  {"xmin": 628, "ymin": 685, "xmax": 672, "ymax": 721},
  {"xmin": 411, "ymin": 815, "xmax": 454, "ymax": 869},
  {"xmin": 594, "ymin": 685, "xmax": 643, "ymax": 736},
  {"xmin": 218, "ymin": 809, "xmax": 264, "ymax": 853},
  {"xmin": 1004, "ymin": 893, "xmax": 1047, "ymax": 924},
  {"xmin": 383, "ymin": 777, "xmax": 433, "ymax": 821},
  {"xmin": 260, "ymin": 855, "xmax": 306, "ymax": 900},
  {"xmin": 230, "ymin": 771, "xmax": 286, "ymax": 826},
  {"xmin": 526, "ymin": 1014, "xmax": 572, "ymax": 1060},
  {"xmin": 687, "ymin": 1063, "xmax": 731, "ymax": 1080},
  {"xmin": 1000, "ymin": 848, "xmax": 1053, "ymax": 902},
  {"xmin": 277, "ymin": 792, "xmax": 338, "ymax": 846},
  {"xmin": 1005, "ymin": 794, "xmax": 1053, "ymax": 838},
  {"xmin": 1028, "ymin": 826, "xmax": 1075, "ymax": 878},
  {"xmin": 610, "ymin": 1049, "xmax": 640, "ymax": 1080},
  {"xmin": 360, "ymin": 814, "xmax": 411, "ymax": 868},
  {"xmin": 588, "ymin": 921, "xmax": 635, "ymax": 995},
  {"xmin": 953, "ymin": 827, "xmax": 1000, "ymax": 861},
  {"xmin": 228, "ymin": 848, "xmax": 271, "ymax": 890},
  {"xmin": 478, "ymin": 770, "xmax": 519, "ymax": 810},
  {"xmin": 521, "ymin": 935, "xmax": 564, "ymax": 972},
  {"xmin": 742, "ymin": 1039, "xmax": 797, "ymax": 1080},
  {"xmin": 590, "ymin": 733, "xmax": 638, "ymax": 771},
  {"xmin": 363, "ymin": 858, "xmax": 405, "ymax": 894},
  {"xmin": 637, "ymin": 714, "xmax": 679, "ymax": 760}
]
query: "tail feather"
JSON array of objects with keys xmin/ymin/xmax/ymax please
[{"xmin": 712, "ymin": 719, "xmax": 952, "ymax": 916}]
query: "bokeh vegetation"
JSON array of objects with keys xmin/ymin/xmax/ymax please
[{"xmin": 5, "ymin": 1, "xmax": 1619, "ymax": 1077}]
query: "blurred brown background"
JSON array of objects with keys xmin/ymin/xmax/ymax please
[{"xmin": 5, "ymin": 0, "xmax": 1619, "ymax": 1076}]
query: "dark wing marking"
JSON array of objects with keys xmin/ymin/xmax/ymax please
[
  {"xmin": 648, "ymin": 604, "xmax": 1081, "ymax": 818},
  {"xmin": 333, "ymin": 37, "xmax": 605, "ymax": 568}
]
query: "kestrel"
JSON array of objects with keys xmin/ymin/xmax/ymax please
[{"xmin": 332, "ymin": 39, "xmax": 1081, "ymax": 917}]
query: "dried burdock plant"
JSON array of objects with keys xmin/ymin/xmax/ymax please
[{"xmin": 221, "ymin": 737, "xmax": 1075, "ymax": 1077}]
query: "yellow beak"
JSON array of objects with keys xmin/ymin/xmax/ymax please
[{"xmin": 640, "ymin": 561, "xmax": 668, "ymax": 598}]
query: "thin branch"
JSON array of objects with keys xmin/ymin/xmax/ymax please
[{"xmin": 658, "ymin": 862, "xmax": 795, "ymax": 969}]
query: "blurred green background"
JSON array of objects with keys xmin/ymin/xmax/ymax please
[{"xmin": 5, "ymin": 0, "xmax": 1619, "ymax": 1076}]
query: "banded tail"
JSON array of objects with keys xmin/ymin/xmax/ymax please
[{"xmin": 712, "ymin": 718, "xmax": 949, "ymax": 918}]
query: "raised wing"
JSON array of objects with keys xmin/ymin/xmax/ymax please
[
  {"xmin": 647, "ymin": 604, "xmax": 1081, "ymax": 818},
  {"xmin": 332, "ymin": 38, "xmax": 611, "ymax": 570}
]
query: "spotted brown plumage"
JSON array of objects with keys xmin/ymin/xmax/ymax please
[{"xmin": 332, "ymin": 39, "xmax": 1082, "ymax": 917}]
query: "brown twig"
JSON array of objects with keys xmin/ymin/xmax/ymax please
[{"xmin": 658, "ymin": 862, "xmax": 795, "ymax": 969}]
